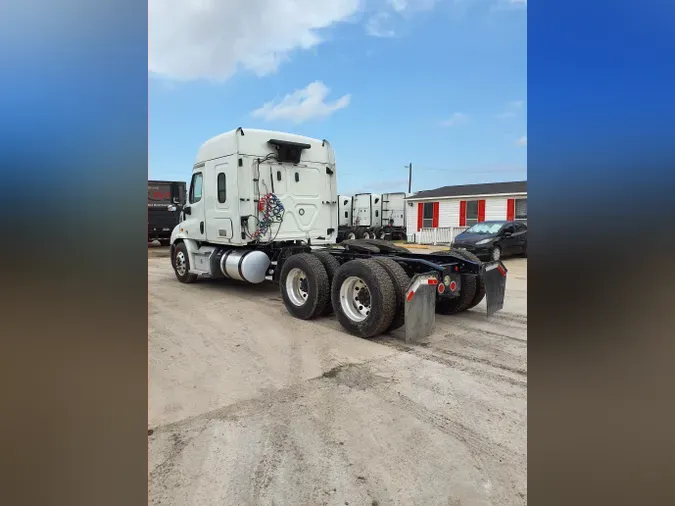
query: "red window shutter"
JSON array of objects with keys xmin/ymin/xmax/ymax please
[
  {"xmin": 506, "ymin": 199, "xmax": 515, "ymax": 221},
  {"xmin": 432, "ymin": 202, "xmax": 440, "ymax": 228},
  {"xmin": 459, "ymin": 200, "xmax": 467, "ymax": 227},
  {"xmin": 417, "ymin": 202, "xmax": 424, "ymax": 231},
  {"xmin": 478, "ymin": 200, "xmax": 486, "ymax": 223}
]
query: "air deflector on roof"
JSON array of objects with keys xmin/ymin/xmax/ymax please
[{"xmin": 268, "ymin": 139, "xmax": 311, "ymax": 164}]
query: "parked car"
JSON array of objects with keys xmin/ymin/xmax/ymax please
[{"xmin": 452, "ymin": 221, "xmax": 527, "ymax": 261}]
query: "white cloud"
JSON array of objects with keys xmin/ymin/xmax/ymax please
[
  {"xmin": 516, "ymin": 135, "xmax": 527, "ymax": 146},
  {"xmin": 496, "ymin": 99, "xmax": 525, "ymax": 119},
  {"xmin": 491, "ymin": 0, "xmax": 527, "ymax": 11},
  {"xmin": 366, "ymin": 12, "xmax": 396, "ymax": 37},
  {"xmin": 440, "ymin": 112, "xmax": 469, "ymax": 127},
  {"xmin": 252, "ymin": 81, "xmax": 351, "ymax": 124},
  {"xmin": 388, "ymin": 0, "xmax": 439, "ymax": 12},
  {"xmin": 366, "ymin": 0, "xmax": 440, "ymax": 37},
  {"xmin": 149, "ymin": 0, "xmax": 361, "ymax": 81},
  {"xmin": 388, "ymin": 0, "xmax": 409, "ymax": 12}
]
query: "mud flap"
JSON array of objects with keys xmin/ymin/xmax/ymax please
[
  {"xmin": 482, "ymin": 261, "xmax": 508, "ymax": 316},
  {"xmin": 404, "ymin": 273, "xmax": 438, "ymax": 344}
]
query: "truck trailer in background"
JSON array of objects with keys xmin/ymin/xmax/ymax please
[
  {"xmin": 337, "ymin": 191, "xmax": 407, "ymax": 241},
  {"xmin": 148, "ymin": 180, "xmax": 186, "ymax": 245}
]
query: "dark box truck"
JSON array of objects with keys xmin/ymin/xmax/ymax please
[{"xmin": 148, "ymin": 180, "xmax": 186, "ymax": 245}]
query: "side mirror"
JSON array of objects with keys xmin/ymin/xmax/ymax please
[
  {"xmin": 183, "ymin": 206, "xmax": 191, "ymax": 215},
  {"xmin": 167, "ymin": 204, "xmax": 177, "ymax": 212},
  {"xmin": 503, "ymin": 230, "xmax": 512, "ymax": 237}
]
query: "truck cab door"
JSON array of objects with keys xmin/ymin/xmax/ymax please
[
  {"xmin": 204, "ymin": 160, "xmax": 238, "ymax": 243},
  {"xmin": 182, "ymin": 170, "xmax": 206, "ymax": 240}
]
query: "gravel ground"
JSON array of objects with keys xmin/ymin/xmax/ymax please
[{"xmin": 149, "ymin": 246, "xmax": 527, "ymax": 506}]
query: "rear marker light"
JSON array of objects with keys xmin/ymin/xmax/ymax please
[
  {"xmin": 449, "ymin": 281, "xmax": 457, "ymax": 291},
  {"xmin": 427, "ymin": 279, "xmax": 438, "ymax": 285}
]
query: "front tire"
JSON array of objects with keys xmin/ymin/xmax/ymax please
[
  {"xmin": 332, "ymin": 259, "xmax": 396, "ymax": 338},
  {"xmin": 491, "ymin": 246, "xmax": 501, "ymax": 262},
  {"xmin": 172, "ymin": 242, "xmax": 198, "ymax": 283},
  {"xmin": 280, "ymin": 253, "xmax": 330, "ymax": 320}
]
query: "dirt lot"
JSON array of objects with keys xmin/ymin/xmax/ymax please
[{"xmin": 149, "ymin": 246, "xmax": 527, "ymax": 506}]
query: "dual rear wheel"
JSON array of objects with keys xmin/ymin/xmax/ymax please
[
  {"xmin": 277, "ymin": 248, "xmax": 487, "ymax": 337},
  {"xmin": 279, "ymin": 253, "xmax": 410, "ymax": 338}
]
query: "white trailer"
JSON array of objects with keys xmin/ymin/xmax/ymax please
[
  {"xmin": 338, "ymin": 194, "xmax": 353, "ymax": 227},
  {"xmin": 336, "ymin": 192, "xmax": 406, "ymax": 241},
  {"xmin": 169, "ymin": 128, "xmax": 507, "ymax": 339},
  {"xmin": 381, "ymin": 192, "xmax": 407, "ymax": 240}
]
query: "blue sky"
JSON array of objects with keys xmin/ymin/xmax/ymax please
[{"xmin": 149, "ymin": 0, "xmax": 527, "ymax": 194}]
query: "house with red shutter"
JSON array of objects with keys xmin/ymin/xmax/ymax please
[{"xmin": 405, "ymin": 181, "xmax": 527, "ymax": 243}]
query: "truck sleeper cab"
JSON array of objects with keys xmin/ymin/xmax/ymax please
[{"xmin": 170, "ymin": 128, "xmax": 507, "ymax": 339}]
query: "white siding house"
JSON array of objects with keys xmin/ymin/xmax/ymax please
[{"xmin": 405, "ymin": 181, "xmax": 527, "ymax": 244}]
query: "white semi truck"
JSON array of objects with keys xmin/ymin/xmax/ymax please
[
  {"xmin": 169, "ymin": 128, "xmax": 507, "ymax": 339},
  {"xmin": 337, "ymin": 192, "xmax": 407, "ymax": 241}
]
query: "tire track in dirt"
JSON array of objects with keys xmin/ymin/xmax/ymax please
[
  {"xmin": 441, "ymin": 318, "xmax": 527, "ymax": 344},
  {"xmin": 323, "ymin": 363, "xmax": 520, "ymax": 465},
  {"xmin": 371, "ymin": 338, "xmax": 527, "ymax": 388}
]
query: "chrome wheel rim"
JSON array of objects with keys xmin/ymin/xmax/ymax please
[
  {"xmin": 175, "ymin": 251, "xmax": 187, "ymax": 276},
  {"xmin": 362, "ymin": 231, "xmax": 371, "ymax": 239},
  {"xmin": 339, "ymin": 276, "xmax": 371, "ymax": 322},
  {"xmin": 347, "ymin": 232, "xmax": 356, "ymax": 240},
  {"xmin": 492, "ymin": 247, "xmax": 501, "ymax": 261},
  {"xmin": 286, "ymin": 268, "xmax": 309, "ymax": 306}
]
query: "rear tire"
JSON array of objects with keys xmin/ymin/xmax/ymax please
[
  {"xmin": 345, "ymin": 229, "xmax": 357, "ymax": 241},
  {"xmin": 434, "ymin": 251, "xmax": 477, "ymax": 314},
  {"xmin": 356, "ymin": 227, "xmax": 370, "ymax": 239},
  {"xmin": 312, "ymin": 251, "xmax": 341, "ymax": 316},
  {"xmin": 374, "ymin": 227, "xmax": 386, "ymax": 240},
  {"xmin": 372, "ymin": 257, "xmax": 410, "ymax": 332},
  {"xmin": 172, "ymin": 242, "xmax": 198, "ymax": 284},
  {"xmin": 332, "ymin": 259, "xmax": 396, "ymax": 338},
  {"xmin": 280, "ymin": 253, "xmax": 330, "ymax": 320},
  {"xmin": 450, "ymin": 249, "xmax": 485, "ymax": 310}
]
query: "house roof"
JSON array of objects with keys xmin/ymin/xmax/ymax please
[{"xmin": 406, "ymin": 180, "xmax": 527, "ymax": 200}]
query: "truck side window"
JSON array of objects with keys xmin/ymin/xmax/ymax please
[
  {"xmin": 217, "ymin": 173, "xmax": 226, "ymax": 203},
  {"xmin": 189, "ymin": 172, "xmax": 203, "ymax": 204}
]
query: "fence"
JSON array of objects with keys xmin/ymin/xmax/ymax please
[{"xmin": 409, "ymin": 226, "xmax": 468, "ymax": 245}]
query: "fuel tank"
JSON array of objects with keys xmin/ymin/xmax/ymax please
[{"xmin": 211, "ymin": 249, "xmax": 271, "ymax": 284}]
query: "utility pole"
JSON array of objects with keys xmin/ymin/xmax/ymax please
[{"xmin": 407, "ymin": 163, "xmax": 413, "ymax": 193}]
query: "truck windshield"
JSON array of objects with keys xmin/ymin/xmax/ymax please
[{"xmin": 465, "ymin": 223, "xmax": 504, "ymax": 234}]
